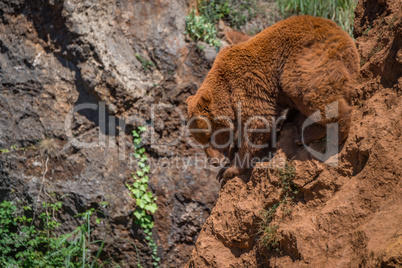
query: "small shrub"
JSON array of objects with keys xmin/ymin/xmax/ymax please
[
  {"xmin": 258, "ymin": 204, "xmax": 281, "ymax": 250},
  {"xmin": 0, "ymin": 200, "xmax": 109, "ymax": 267},
  {"xmin": 185, "ymin": 10, "xmax": 221, "ymax": 48},
  {"xmin": 277, "ymin": 162, "xmax": 298, "ymax": 198},
  {"xmin": 198, "ymin": 0, "xmax": 256, "ymax": 29},
  {"xmin": 258, "ymin": 162, "xmax": 298, "ymax": 250},
  {"xmin": 185, "ymin": 0, "xmax": 257, "ymax": 48}
]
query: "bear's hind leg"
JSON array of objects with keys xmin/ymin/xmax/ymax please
[{"xmin": 296, "ymin": 99, "xmax": 353, "ymax": 145}]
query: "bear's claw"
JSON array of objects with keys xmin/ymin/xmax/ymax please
[{"xmin": 216, "ymin": 167, "xmax": 228, "ymax": 185}]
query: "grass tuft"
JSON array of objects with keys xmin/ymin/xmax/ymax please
[{"xmin": 277, "ymin": 0, "xmax": 357, "ymax": 36}]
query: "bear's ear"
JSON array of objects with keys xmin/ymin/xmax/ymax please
[
  {"xmin": 199, "ymin": 88, "xmax": 212, "ymax": 105},
  {"xmin": 187, "ymin": 88, "xmax": 212, "ymax": 114}
]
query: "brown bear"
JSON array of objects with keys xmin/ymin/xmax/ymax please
[{"xmin": 186, "ymin": 15, "xmax": 360, "ymax": 181}]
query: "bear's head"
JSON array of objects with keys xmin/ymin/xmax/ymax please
[
  {"xmin": 186, "ymin": 45, "xmax": 237, "ymax": 167},
  {"xmin": 186, "ymin": 85, "xmax": 234, "ymax": 167}
]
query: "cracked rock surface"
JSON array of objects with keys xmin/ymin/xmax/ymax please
[{"xmin": 0, "ymin": 0, "xmax": 220, "ymax": 267}]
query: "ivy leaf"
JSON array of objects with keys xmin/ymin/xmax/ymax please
[
  {"xmin": 130, "ymin": 188, "xmax": 138, "ymax": 197},
  {"xmin": 135, "ymin": 190, "xmax": 143, "ymax": 199},
  {"xmin": 143, "ymin": 193, "xmax": 152, "ymax": 203},
  {"xmin": 145, "ymin": 203, "xmax": 158, "ymax": 214},
  {"xmin": 145, "ymin": 191, "xmax": 153, "ymax": 199},
  {"xmin": 143, "ymin": 215, "xmax": 152, "ymax": 223},
  {"xmin": 136, "ymin": 199, "xmax": 146, "ymax": 209},
  {"xmin": 140, "ymin": 184, "xmax": 148, "ymax": 193},
  {"xmin": 143, "ymin": 165, "xmax": 150, "ymax": 173},
  {"xmin": 133, "ymin": 209, "xmax": 145, "ymax": 220},
  {"xmin": 141, "ymin": 176, "xmax": 149, "ymax": 183},
  {"xmin": 141, "ymin": 154, "xmax": 148, "ymax": 162}
]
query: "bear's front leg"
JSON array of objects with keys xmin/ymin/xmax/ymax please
[
  {"xmin": 221, "ymin": 166, "xmax": 244, "ymax": 180},
  {"xmin": 216, "ymin": 166, "xmax": 243, "ymax": 185},
  {"xmin": 216, "ymin": 143, "xmax": 240, "ymax": 183},
  {"xmin": 220, "ymin": 142, "xmax": 252, "ymax": 181},
  {"xmin": 220, "ymin": 124, "xmax": 272, "ymax": 182}
]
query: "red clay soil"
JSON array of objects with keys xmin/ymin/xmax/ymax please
[{"xmin": 186, "ymin": 0, "xmax": 402, "ymax": 267}]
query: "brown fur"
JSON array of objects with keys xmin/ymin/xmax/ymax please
[{"xmin": 186, "ymin": 15, "xmax": 360, "ymax": 180}]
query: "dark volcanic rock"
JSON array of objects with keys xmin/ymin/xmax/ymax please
[{"xmin": 0, "ymin": 0, "xmax": 220, "ymax": 267}]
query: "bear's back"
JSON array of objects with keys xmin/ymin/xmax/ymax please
[
  {"xmin": 243, "ymin": 15, "xmax": 354, "ymax": 57},
  {"xmin": 212, "ymin": 15, "xmax": 358, "ymax": 89}
]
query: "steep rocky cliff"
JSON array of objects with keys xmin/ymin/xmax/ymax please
[
  {"xmin": 0, "ymin": 0, "xmax": 221, "ymax": 267},
  {"xmin": 186, "ymin": 0, "xmax": 402, "ymax": 267}
]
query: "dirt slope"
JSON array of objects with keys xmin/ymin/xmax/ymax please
[{"xmin": 186, "ymin": 0, "xmax": 402, "ymax": 267}]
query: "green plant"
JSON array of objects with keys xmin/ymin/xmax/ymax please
[
  {"xmin": 132, "ymin": 243, "xmax": 142, "ymax": 268},
  {"xmin": 258, "ymin": 162, "xmax": 298, "ymax": 250},
  {"xmin": 277, "ymin": 162, "xmax": 297, "ymax": 195},
  {"xmin": 198, "ymin": 0, "xmax": 256, "ymax": 29},
  {"xmin": 185, "ymin": 0, "xmax": 257, "ymax": 48},
  {"xmin": 126, "ymin": 126, "xmax": 160, "ymax": 267},
  {"xmin": 185, "ymin": 9, "xmax": 221, "ymax": 48},
  {"xmin": 0, "ymin": 199, "xmax": 109, "ymax": 267},
  {"xmin": 258, "ymin": 203, "xmax": 281, "ymax": 250},
  {"xmin": 0, "ymin": 144, "xmax": 34, "ymax": 154},
  {"xmin": 196, "ymin": 44, "xmax": 206, "ymax": 50},
  {"xmin": 135, "ymin": 54, "xmax": 156, "ymax": 72},
  {"xmin": 363, "ymin": 25, "xmax": 372, "ymax": 35},
  {"xmin": 277, "ymin": 0, "xmax": 357, "ymax": 36}
]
